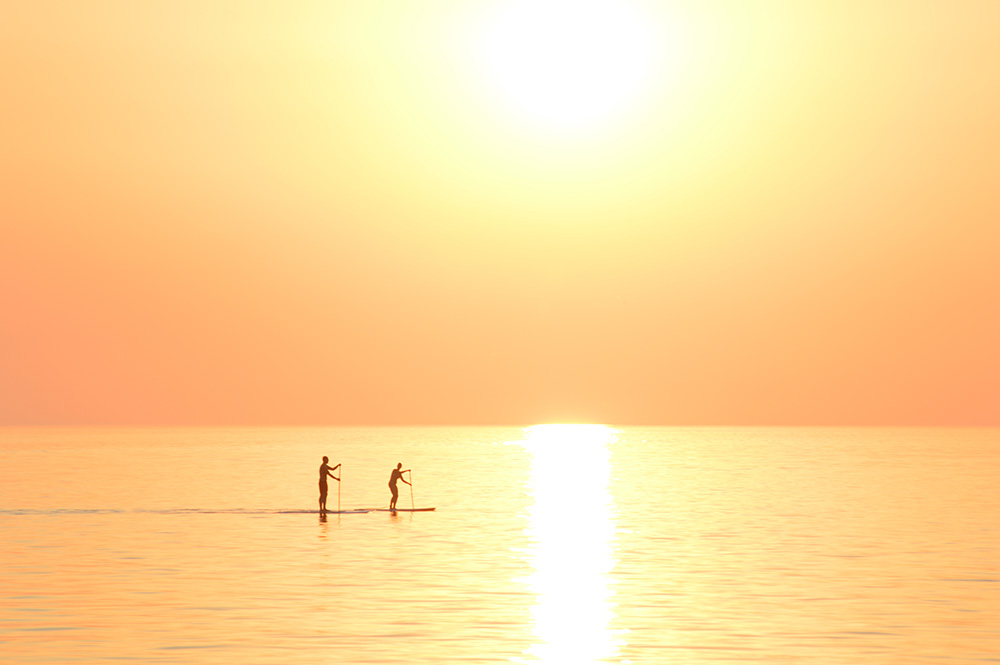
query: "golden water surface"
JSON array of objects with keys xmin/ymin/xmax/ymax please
[{"xmin": 1, "ymin": 426, "xmax": 998, "ymax": 663}]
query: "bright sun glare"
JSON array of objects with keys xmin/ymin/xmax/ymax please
[
  {"xmin": 471, "ymin": 0, "xmax": 666, "ymax": 136},
  {"xmin": 518, "ymin": 425, "xmax": 621, "ymax": 662}
]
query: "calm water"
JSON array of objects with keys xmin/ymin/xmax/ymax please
[{"xmin": 1, "ymin": 426, "xmax": 998, "ymax": 664}]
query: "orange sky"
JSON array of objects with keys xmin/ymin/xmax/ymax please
[{"xmin": 2, "ymin": 1, "xmax": 998, "ymax": 425}]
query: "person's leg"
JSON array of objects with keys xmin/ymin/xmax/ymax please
[
  {"xmin": 390, "ymin": 485, "xmax": 398, "ymax": 509},
  {"xmin": 320, "ymin": 483, "xmax": 328, "ymax": 512}
]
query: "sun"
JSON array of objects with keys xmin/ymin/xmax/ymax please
[{"xmin": 470, "ymin": 0, "xmax": 666, "ymax": 136}]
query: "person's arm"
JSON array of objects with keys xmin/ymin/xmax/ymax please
[{"xmin": 402, "ymin": 470, "xmax": 412, "ymax": 485}]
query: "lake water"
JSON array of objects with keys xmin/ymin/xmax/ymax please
[{"xmin": 1, "ymin": 426, "xmax": 998, "ymax": 664}]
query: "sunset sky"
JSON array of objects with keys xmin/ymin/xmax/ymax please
[{"xmin": 3, "ymin": 1, "xmax": 998, "ymax": 425}]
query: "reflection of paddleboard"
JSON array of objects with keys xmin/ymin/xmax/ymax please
[{"xmin": 376, "ymin": 508, "xmax": 436, "ymax": 512}]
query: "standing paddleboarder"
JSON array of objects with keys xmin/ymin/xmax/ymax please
[
  {"xmin": 388, "ymin": 463, "xmax": 410, "ymax": 511},
  {"xmin": 319, "ymin": 456, "xmax": 341, "ymax": 514}
]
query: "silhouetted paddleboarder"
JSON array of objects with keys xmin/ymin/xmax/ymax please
[
  {"xmin": 388, "ymin": 463, "xmax": 410, "ymax": 511},
  {"xmin": 319, "ymin": 456, "xmax": 341, "ymax": 514}
]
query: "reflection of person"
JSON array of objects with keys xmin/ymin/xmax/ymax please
[
  {"xmin": 388, "ymin": 463, "xmax": 410, "ymax": 510},
  {"xmin": 319, "ymin": 456, "xmax": 340, "ymax": 514}
]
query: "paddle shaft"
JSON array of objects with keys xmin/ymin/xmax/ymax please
[{"xmin": 408, "ymin": 470, "xmax": 414, "ymax": 510}]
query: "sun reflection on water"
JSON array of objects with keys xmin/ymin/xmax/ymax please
[{"xmin": 515, "ymin": 424, "xmax": 624, "ymax": 664}]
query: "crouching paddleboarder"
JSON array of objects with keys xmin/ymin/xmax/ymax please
[{"xmin": 388, "ymin": 463, "xmax": 410, "ymax": 511}]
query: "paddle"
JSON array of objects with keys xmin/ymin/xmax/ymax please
[
  {"xmin": 338, "ymin": 466, "xmax": 341, "ymax": 513},
  {"xmin": 408, "ymin": 470, "xmax": 414, "ymax": 510}
]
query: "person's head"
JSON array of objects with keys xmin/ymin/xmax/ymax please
[
  {"xmin": 323, "ymin": 456, "xmax": 329, "ymax": 463},
  {"xmin": 397, "ymin": 462, "xmax": 402, "ymax": 470}
]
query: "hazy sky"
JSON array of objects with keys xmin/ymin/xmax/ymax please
[{"xmin": 3, "ymin": 1, "xmax": 998, "ymax": 425}]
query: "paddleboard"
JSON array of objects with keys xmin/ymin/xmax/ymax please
[
  {"xmin": 376, "ymin": 508, "xmax": 436, "ymax": 512},
  {"xmin": 276, "ymin": 509, "xmax": 371, "ymax": 514}
]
